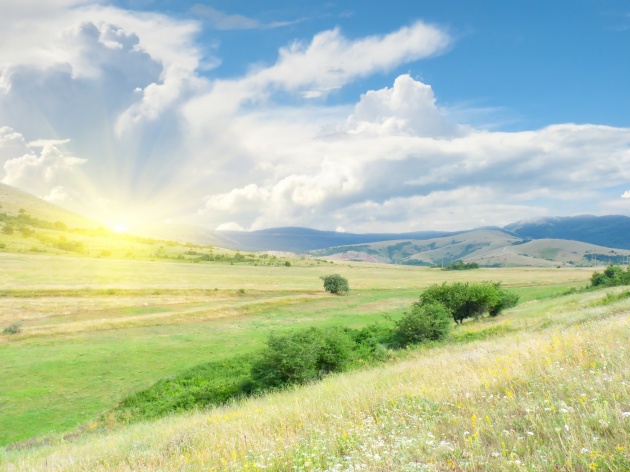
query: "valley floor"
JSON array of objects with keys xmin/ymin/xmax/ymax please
[{"xmin": 2, "ymin": 253, "xmax": 624, "ymax": 470}]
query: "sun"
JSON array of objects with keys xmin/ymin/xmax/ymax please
[{"xmin": 113, "ymin": 224, "xmax": 128, "ymax": 233}]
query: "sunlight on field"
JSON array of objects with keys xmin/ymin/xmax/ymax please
[
  {"xmin": 3, "ymin": 292, "xmax": 629, "ymax": 471},
  {"xmin": 0, "ymin": 252, "xmax": 595, "ymax": 291},
  {"xmin": 0, "ymin": 254, "xmax": 596, "ymax": 448}
]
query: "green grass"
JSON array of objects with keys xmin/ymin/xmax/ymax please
[
  {"xmin": 0, "ymin": 253, "xmax": 596, "ymax": 447},
  {"xmin": 3, "ymin": 286, "xmax": 630, "ymax": 470}
]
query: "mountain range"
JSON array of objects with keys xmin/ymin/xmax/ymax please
[{"xmin": 141, "ymin": 214, "xmax": 630, "ymax": 253}]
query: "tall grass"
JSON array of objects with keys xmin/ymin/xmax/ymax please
[{"xmin": 4, "ymin": 294, "xmax": 630, "ymax": 471}]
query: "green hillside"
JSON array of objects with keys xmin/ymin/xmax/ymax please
[{"xmin": 2, "ymin": 272, "xmax": 628, "ymax": 470}]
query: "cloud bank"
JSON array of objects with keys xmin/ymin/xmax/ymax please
[{"xmin": 0, "ymin": 1, "xmax": 629, "ymax": 232}]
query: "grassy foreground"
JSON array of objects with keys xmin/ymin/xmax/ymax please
[
  {"xmin": 0, "ymin": 252, "xmax": 593, "ymax": 447},
  {"xmin": 3, "ymin": 284, "xmax": 630, "ymax": 469}
]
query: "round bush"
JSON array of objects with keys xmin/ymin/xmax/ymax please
[
  {"xmin": 320, "ymin": 274, "xmax": 349, "ymax": 295},
  {"xmin": 393, "ymin": 302, "xmax": 452, "ymax": 347}
]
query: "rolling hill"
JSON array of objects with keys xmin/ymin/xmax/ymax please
[
  {"xmin": 140, "ymin": 215, "xmax": 630, "ymax": 259},
  {"xmin": 312, "ymin": 229, "xmax": 630, "ymax": 268},
  {"xmin": 0, "ymin": 183, "xmax": 97, "ymax": 229}
]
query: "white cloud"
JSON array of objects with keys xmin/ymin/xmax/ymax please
[
  {"xmin": 252, "ymin": 22, "xmax": 450, "ymax": 93},
  {"xmin": 1, "ymin": 4, "xmax": 629, "ymax": 233},
  {"xmin": 346, "ymin": 74, "xmax": 461, "ymax": 137},
  {"xmin": 183, "ymin": 21, "xmax": 451, "ymax": 129},
  {"xmin": 0, "ymin": 129, "xmax": 87, "ymax": 205},
  {"xmin": 2, "ymin": 142, "xmax": 86, "ymax": 190},
  {"xmin": 622, "ymin": 191, "xmax": 630, "ymax": 199},
  {"xmin": 0, "ymin": 127, "xmax": 30, "ymax": 162},
  {"xmin": 216, "ymin": 222, "xmax": 245, "ymax": 231},
  {"xmin": 193, "ymin": 72, "xmax": 630, "ymax": 232},
  {"xmin": 44, "ymin": 185, "xmax": 75, "ymax": 203},
  {"xmin": 0, "ymin": 2, "xmax": 205, "ymax": 135}
]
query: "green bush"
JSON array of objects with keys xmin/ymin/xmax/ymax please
[
  {"xmin": 393, "ymin": 302, "xmax": 452, "ymax": 347},
  {"xmin": 317, "ymin": 326, "xmax": 355, "ymax": 373},
  {"xmin": 418, "ymin": 282, "xmax": 519, "ymax": 324},
  {"xmin": 591, "ymin": 264, "xmax": 630, "ymax": 288},
  {"xmin": 320, "ymin": 274, "xmax": 349, "ymax": 294},
  {"xmin": 251, "ymin": 326, "xmax": 355, "ymax": 389},
  {"xmin": 443, "ymin": 261, "xmax": 480, "ymax": 271},
  {"xmin": 489, "ymin": 288, "xmax": 520, "ymax": 317}
]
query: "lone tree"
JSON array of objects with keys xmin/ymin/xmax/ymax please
[{"xmin": 320, "ymin": 274, "xmax": 349, "ymax": 295}]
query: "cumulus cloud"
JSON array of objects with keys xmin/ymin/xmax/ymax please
[
  {"xmin": 195, "ymin": 71, "xmax": 630, "ymax": 231},
  {"xmin": 1, "ymin": 4, "xmax": 629, "ymax": 232},
  {"xmin": 0, "ymin": 1, "xmax": 205, "ymax": 135},
  {"xmin": 183, "ymin": 21, "xmax": 451, "ymax": 128},
  {"xmin": 346, "ymin": 74, "xmax": 460, "ymax": 137},
  {"xmin": 622, "ymin": 191, "xmax": 630, "ymax": 199},
  {"xmin": 2, "ymin": 140, "xmax": 86, "ymax": 196},
  {"xmin": 0, "ymin": 1, "xmax": 209, "ymax": 222}
]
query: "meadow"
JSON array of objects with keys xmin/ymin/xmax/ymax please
[
  {"xmin": 0, "ymin": 250, "xmax": 595, "ymax": 452},
  {"xmin": 0, "ymin": 253, "xmax": 627, "ymax": 470}
]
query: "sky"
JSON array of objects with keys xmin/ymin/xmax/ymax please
[{"xmin": 0, "ymin": 0, "xmax": 629, "ymax": 233}]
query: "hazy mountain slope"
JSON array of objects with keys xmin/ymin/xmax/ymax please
[
  {"xmin": 313, "ymin": 230, "xmax": 630, "ymax": 267},
  {"xmin": 505, "ymin": 215, "xmax": 630, "ymax": 249},
  {"xmin": 0, "ymin": 183, "xmax": 97, "ymax": 229},
  {"xmin": 472, "ymin": 238, "xmax": 630, "ymax": 267},
  {"xmin": 142, "ymin": 215, "xmax": 630, "ymax": 257},
  {"xmin": 141, "ymin": 225, "xmax": 458, "ymax": 252},
  {"xmin": 313, "ymin": 230, "xmax": 521, "ymax": 265}
]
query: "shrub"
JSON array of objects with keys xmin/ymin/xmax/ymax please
[
  {"xmin": 320, "ymin": 274, "xmax": 349, "ymax": 294},
  {"xmin": 3, "ymin": 322, "xmax": 22, "ymax": 335},
  {"xmin": 393, "ymin": 302, "xmax": 452, "ymax": 347},
  {"xmin": 418, "ymin": 282, "xmax": 519, "ymax": 324},
  {"xmin": 489, "ymin": 287, "xmax": 520, "ymax": 317},
  {"xmin": 251, "ymin": 326, "xmax": 355, "ymax": 389},
  {"xmin": 317, "ymin": 326, "xmax": 355, "ymax": 373},
  {"xmin": 443, "ymin": 261, "xmax": 480, "ymax": 271},
  {"xmin": 251, "ymin": 328, "xmax": 324, "ymax": 388},
  {"xmin": 591, "ymin": 264, "xmax": 630, "ymax": 288}
]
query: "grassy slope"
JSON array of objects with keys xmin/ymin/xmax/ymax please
[
  {"xmin": 314, "ymin": 230, "xmax": 518, "ymax": 264},
  {"xmin": 479, "ymin": 239, "xmax": 630, "ymax": 268},
  {"xmin": 3, "ymin": 286, "xmax": 630, "ymax": 470},
  {"xmin": 0, "ymin": 254, "xmax": 593, "ymax": 446},
  {"xmin": 0, "ymin": 183, "xmax": 96, "ymax": 229}
]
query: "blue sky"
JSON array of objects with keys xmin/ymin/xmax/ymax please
[
  {"xmin": 115, "ymin": 0, "xmax": 630, "ymax": 129},
  {"xmin": 0, "ymin": 0, "xmax": 629, "ymax": 232}
]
